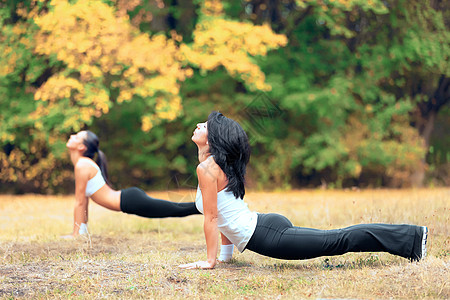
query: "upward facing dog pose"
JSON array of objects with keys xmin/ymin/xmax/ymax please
[
  {"xmin": 179, "ymin": 111, "xmax": 428, "ymax": 269},
  {"xmin": 65, "ymin": 130, "xmax": 200, "ymax": 237}
]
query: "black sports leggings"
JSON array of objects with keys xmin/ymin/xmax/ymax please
[
  {"xmin": 245, "ymin": 213, "xmax": 421, "ymax": 260},
  {"xmin": 120, "ymin": 187, "xmax": 200, "ymax": 218}
]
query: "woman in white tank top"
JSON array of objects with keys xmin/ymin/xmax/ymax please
[
  {"xmin": 65, "ymin": 130, "xmax": 200, "ymax": 238},
  {"xmin": 179, "ymin": 111, "xmax": 254, "ymax": 269},
  {"xmin": 179, "ymin": 112, "xmax": 427, "ymax": 269}
]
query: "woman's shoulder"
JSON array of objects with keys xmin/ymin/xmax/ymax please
[
  {"xmin": 196, "ymin": 156, "xmax": 221, "ymax": 178},
  {"xmin": 75, "ymin": 157, "xmax": 98, "ymax": 171}
]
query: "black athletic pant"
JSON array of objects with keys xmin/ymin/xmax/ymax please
[
  {"xmin": 120, "ymin": 187, "xmax": 200, "ymax": 218},
  {"xmin": 245, "ymin": 213, "xmax": 423, "ymax": 260}
]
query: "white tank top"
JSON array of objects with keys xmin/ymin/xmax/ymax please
[
  {"xmin": 83, "ymin": 159, "xmax": 106, "ymax": 197},
  {"xmin": 195, "ymin": 186, "xmax": 257, "ymax": 252}
]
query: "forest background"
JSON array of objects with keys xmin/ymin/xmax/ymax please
[{"xmin": 1, "ymin": 0, "xmax": 449, "ymax": 194}]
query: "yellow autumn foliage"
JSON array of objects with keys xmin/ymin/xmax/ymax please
[
  {"xmin": 141, "ymin": 95, "xmax": 183, "ymax": 132},
  {"xmin": 0, "ymin": 14, "xmax": 37, "ymax": 78},
  {"xmin": 0, "ymin": 137, "xmax": 71, "ymax": 190},
  {"xmin": 182, "ymin": 1, "xmax": 288, "ymax": 91},
  {"xmin": 31, "ymin": 0, "xmax": 285, "ymax": 132},
  {"xmin": 33, "ymin": 0, "xmax": 189, "ymax": 130},
  {"xmin": 341, "ymin": 114, "xmax": 425, "ymax": 186},
  {"xmin": 1, "ymin": 0, "xmax": 288, "ymax": 188},
  {"xmin": 201, "ymin": 0, "xmax": 224, "ymax": 17}
]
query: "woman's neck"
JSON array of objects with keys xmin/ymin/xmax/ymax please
[
  {"xmin": 69, "ymin": 151, "xmax": 83, "ymax": 166},
  {"xmin": 197, "ymin": 145, "xmax": 210, "ymax": 163}
]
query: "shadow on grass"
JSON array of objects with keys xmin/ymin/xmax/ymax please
[{"xmin": 223, "ymin": 254, "xmax": 404, "ymax": 272}]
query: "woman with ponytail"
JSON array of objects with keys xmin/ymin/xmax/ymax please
[
  {"xmin": 65, "ymin": 130, "xmax": 200, "ymax": 238},
  {"xmin": 179, "ymin": 111, "xmax": 428, "ymax": 269}
]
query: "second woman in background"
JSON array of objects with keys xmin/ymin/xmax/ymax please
[{"xmin": 65, "ymin": 130, "xmax": 200, "ymax": 237}]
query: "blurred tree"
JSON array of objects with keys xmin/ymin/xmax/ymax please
[
  {"xmin": 0, "ymin": 0, "xmax": 448, "ymax": 192},
  {"xmin": 238, "ymin": 0, "xmax": 449, "ymax": 187},
  {"xmin": 0, "ymin": 0, "xmax": 286, "ymax": 192},
  {"xmin": 0, "ymin": 0, "xmax": 69, "ymax": 192},
  {"xmin": 399, "ymin": 1, "xmax": 450, "ymax": 186}
]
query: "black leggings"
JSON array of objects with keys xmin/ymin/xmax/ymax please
[
  {"xmin": 120, "ymin": 187, "xmax": 200, "ymax": 218},
  {"xmin": 245, "ymin": 213, "xmax": 422, "ymax": 260}
]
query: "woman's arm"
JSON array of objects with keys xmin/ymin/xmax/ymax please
[
  {"xmin": 179, "ymin": 161, "xmax": 220, "ymax": 269},
  {"xmin": 73, "ymin": 161, "xmax": 90, "ymax": 236},
  {"xmin": 200, "ymin": 163, "xmax": 219, "ymax": 267}
]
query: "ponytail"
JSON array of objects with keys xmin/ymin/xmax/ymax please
[
  {"xmin": 96, "ymin": 149, "xmax": 111, "ymax": 186},
  {"xmin": 82, "ymin": 130, "xmax": 112, "ymax": 187}
]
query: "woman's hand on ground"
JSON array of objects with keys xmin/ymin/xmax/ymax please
[
  {"xmin": 178, "ymin": 260, "xmax": 215, "ymax": 269},
  {"xmin": 60, "ymin": 233, "xmax": 77, "ymax": 240},
  {"xmin": 60, "ymin": 233, "xmax": 88, "ymax": 240},
  {"xmin": 61, "ymin": 233, "xmax": 80, "ymax": 240}
]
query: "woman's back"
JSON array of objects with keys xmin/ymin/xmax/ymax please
[
  {"xmin": 79, "ymin": 158, "xmax": 105, "ymax": 197},
  {"xmin": 76, "ymin": 157, "xmax": 121, "ymax": 210}
]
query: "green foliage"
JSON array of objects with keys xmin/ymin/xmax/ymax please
[
  {"xmin": 0, "ymin": 0, "xmax": 449, "ymax": 192},
  {"xmin": 250, "ymin": 0, "xmax": 447, "ymax": 187}
]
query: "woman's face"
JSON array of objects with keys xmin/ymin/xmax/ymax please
[
  {"xmin": 191, "ymin": 122, "xmax": 208, "ymax": 145},
  {"xmin": 66, "ymin": 131, "xmax": 87, "ymax": 151}
]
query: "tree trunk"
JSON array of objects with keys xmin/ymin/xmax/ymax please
[
  {"xmin": 409, "ymin": 76, "xmax": 449, "ymax": 187},
  {"xmin": 410, "ymin": 110, "xmax": 436, "ymax": 187}
]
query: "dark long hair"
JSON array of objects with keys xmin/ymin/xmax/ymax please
[
  {"xmin": 207, "ymin": 111, "xmax": 250, "ymax": 199},
  {"xmin": 82, "ymin": 130, "xmax": 111, "ymax": 186}
]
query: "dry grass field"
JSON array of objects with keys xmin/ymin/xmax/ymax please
[{"xmin": 0, "ymin": 188, "xmax": 449, "ymax": 299}]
